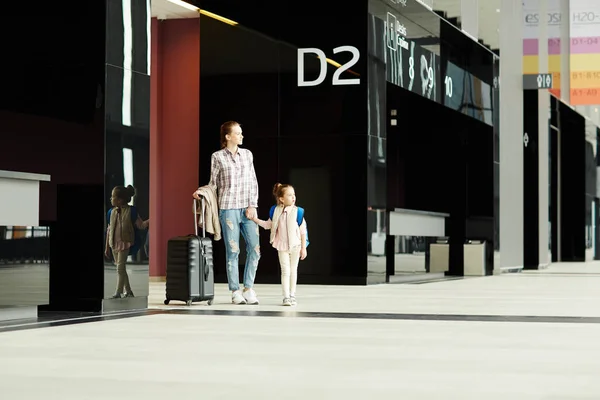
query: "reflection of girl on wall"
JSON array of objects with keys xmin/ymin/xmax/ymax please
[{"xmin": 105, "ymin": 185, "xmax": 149, "ymax": 299}]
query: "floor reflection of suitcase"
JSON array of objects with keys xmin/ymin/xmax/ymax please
[{"xmin": 164, "ymin": 199, "xmax": 214, "ymax": 306}]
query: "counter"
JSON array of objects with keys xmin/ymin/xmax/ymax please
[{"xmin": 0, "ymin": 170, "xmax": 51, "ymax": 321}]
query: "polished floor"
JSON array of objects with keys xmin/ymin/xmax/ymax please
[{"xmin": 2, "ymin": 262, "xmax": 600, "ymax": 399}]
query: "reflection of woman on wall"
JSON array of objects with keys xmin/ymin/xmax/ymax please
[
  {"xmin": 105, "ymin": 185, "xmax": 149, "ymax": 299},
  {"xmin": 193, "ymin": 121, "xmax": 261, "ymax": 305}
]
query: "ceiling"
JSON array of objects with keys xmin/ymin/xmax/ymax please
[
  {"xmin": 151, "ymin": 0, "xmax": 500, "ymax": 49},
  {"xmin": 151, "ymin": 0, "xmax": 199, "ymax": 19}
]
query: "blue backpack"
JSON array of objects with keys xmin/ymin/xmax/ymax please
[{"xmin": 269, "ymin": 205, "xmax": 310, "ymax": 247}]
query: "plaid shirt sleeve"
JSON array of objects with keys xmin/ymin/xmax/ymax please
[
  {"xmin": 248, "ymin": 151, "xmax": 259, "ymax": 208},
  {"xmin": 209, "ymin": 152, "xmax": 220, "ymax": 191}
]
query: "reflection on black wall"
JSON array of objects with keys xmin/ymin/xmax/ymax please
[
  {"xmin": 584, "ymin": 121, "xmax": 597, "ymax": 260},
  {"xmin": 440, "ymin": 19, "xmax": 493, "ymax": 126},
  {"xmin": 104, "ymin": 0, "xmax": 150, "ymax": 300},
  {"xmin": 199, "ymin": 1, "xmax": 369, "ymax": 284},
  {"xmin": 366, "ymin": 13, "xmax": 388, "ymax": 283},
  {"xmin": 0, "ymin": 226, "xmax": 50, "ymax": 306},
  {"xmin": 595, "ymin": 127, "xmax": 600, "ymax": 260},
  {"xmin": 493, "ymin": 56, "xmax": 500, "ymax": 255}
]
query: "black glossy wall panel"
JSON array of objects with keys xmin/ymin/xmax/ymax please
[
  {"xmin": 523, "ymin": 89, "xmax": 539, "ymax": 269},
  {"xmin": 42, "ymin": 185, "xmax": 105, "ymax": 312},
  {"xmin": 199, "ymin": 2, "xmax": 369, "ymax": 284},
  {"xmin": 0, "ymin": 1, "xmax": 150, "ymax": 311},
  {"xmin": 550, "ymin": 109, "xmax": 559, "ymax": 262},
  {"xmin": 559, "ymin": 102, "xmax": 586, "ymax": 261},
  {"xmin": 386, "ymin": 84, "xmax": 493, "ymax": 215},
  {"xmin": 386, "ymin": 82, "xmax": 493, "ymax": 276},
  {"xmin": 198, "ymin": 0, "xmax": 495, "ymax": 282},
  {"xmin": 0, "ymin": 4, "xmax": 106, "ymax": 311},
  {"xmin": 0, "ymin": 4, "xmax": 105, "ymax": 125}
]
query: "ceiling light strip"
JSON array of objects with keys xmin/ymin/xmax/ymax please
[{"xmin": 199, "ymin": 9, "xmax": 238, "ymax": 26}]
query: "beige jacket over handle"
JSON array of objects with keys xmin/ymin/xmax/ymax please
[{"xmin": 195, "ymin": 185, "xmax": 221, "ymax": 241}]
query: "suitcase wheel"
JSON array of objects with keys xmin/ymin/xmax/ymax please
[
  {"xmin": 164, "ymin": 298, "xmax": 170, "ymax": 305},
  {"xmin": 186, "ymin": 300, "xmax": 193, "ymax": 306},
  {"xmin": 207, "ymin": 299, "xmax": 213, "ymax": 306}
]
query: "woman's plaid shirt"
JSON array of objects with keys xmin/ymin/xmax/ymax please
[{"xmin": 209, "ymin": 147, "xmax": 259, "ymax": 210}]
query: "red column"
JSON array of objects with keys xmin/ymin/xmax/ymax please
[{"xmin": 150, "ymin": 18, "xmax": 200, "ymax": 277}]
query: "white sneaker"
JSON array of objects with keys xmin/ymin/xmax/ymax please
[
  {"xmin": 290, "ymin": 296, "xmax": 297, "ymax": 306},
  {"xmin": 243, "ymin": 289, "xmax": 259, "ymax": 305},
  {"xmin": 231, "ymin": 290, "xmax": 246, "ymax": 305},
  {"xmin": 282, "ymin": 297, "xmax": 292, "ymax": 306}
]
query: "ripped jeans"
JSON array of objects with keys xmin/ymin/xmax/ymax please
[{"xmin": 219, "ymin": 208, "xmax": 261, "ymax": 291}]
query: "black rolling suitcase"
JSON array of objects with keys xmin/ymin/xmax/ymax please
[{"xmin": 164, "ymin": 199, "xmax": 215, "ymax": 306}]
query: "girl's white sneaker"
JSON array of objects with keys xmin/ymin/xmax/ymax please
[{"xmin": 282, "ymin": 297, "xmax": 292, "ymax": 306}]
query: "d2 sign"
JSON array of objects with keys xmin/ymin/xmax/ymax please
[{"xmin": 297, "ymin": 46, "xmax": 361, "ymax": 87}]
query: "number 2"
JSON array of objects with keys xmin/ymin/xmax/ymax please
[{"xmin": 332, "ymin": 46, "xmax": 360, "ymax": 86}]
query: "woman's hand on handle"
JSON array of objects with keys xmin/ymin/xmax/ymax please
[{"xmin": 192, "ymin": 189, "xmax": 201, "ymax": 200}]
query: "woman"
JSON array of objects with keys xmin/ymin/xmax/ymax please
[{"xmin": 194, "ymin": 121, "xmax": 261, "ymax": 305}]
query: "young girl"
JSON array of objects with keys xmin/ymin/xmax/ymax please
[
  {"xmin": 105, "ymin": 185, "xmax": 149, "ymax": 299},
  {"xmin": 253, "ymin": 183, "xmax": 308, "ymax": 306}
]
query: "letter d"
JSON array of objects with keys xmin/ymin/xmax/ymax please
[{"xmin": 297, "ymin": 48, "xmax": 327, "ymax": 87}]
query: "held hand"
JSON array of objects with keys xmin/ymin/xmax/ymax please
[
  {"xmin": 246, "ymin": 207, "xmax": 257, "ymax": 220},
  {"xmin": 300, "ymin": 247, "xmax": 307, "ymax": 260}
]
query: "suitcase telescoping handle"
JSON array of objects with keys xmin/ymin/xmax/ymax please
[
  {"xmin": 193, "ymin": 198, "xmax": 206, "ymax": 238},
  {"xmin": 194, "ymin": 198, "xmax": 211, "ymax": 281}
]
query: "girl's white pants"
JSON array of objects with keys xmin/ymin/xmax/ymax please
[{"xmin": 278, "ymin": 247, "xmax": 300, "ymax": 298}]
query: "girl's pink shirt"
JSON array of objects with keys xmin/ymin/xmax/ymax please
[{"xmin": 256, "ymin": 205, "xmax": 306, "ymax": 252}]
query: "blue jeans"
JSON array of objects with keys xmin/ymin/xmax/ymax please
[{"xmin": 219, "ymin": 208, "xmax": 261, "ymax": 291}]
